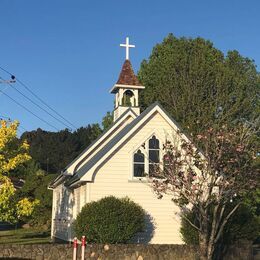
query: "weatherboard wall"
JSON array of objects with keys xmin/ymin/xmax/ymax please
[{"xmin": 87, "ymin": 111, "xmax": 183, "ymax": 244}]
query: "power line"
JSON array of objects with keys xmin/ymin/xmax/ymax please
[
  {"xmin": 0, "ymin": 88, "xmax": 59, "ymax": 131},
  {"xmin": 0, "ymin": 84, "xmax": 11, "ymax": 97},
  {"xmin": 0, "ymin": 76, "xmax": 73, "ymax": 130},
  {"xmin": 0, "ymin": 66, "xmax": 77, "ymax": 129}
]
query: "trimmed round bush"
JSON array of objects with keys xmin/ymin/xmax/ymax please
[{"xmin": 73, "ymin": 196, "xmax": 145, "ymax": 243}]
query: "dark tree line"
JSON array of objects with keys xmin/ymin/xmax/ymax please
[{"xmin": 20, "ymin": 124, "xmax": 102, "ymax": 174}]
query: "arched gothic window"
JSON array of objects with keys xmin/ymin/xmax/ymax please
[
  {"xmin": 149, "ymin": 136, "xmax": 160, "ymax": 174},
  {"xmin": 133, "ymin": 149, "xmax": 145, "ymax": 177}
]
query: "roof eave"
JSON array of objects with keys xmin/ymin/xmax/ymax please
[
  {"xmin": 48, "ymin": 174, "xmax": 68, "ymax": 190},
  {"xmin": 65, "ymin": 175, "xmax": 84, "ymax": 188},
  {"xmin": 110, "ymin": 84, "xmax": 145, "ymax": 93}
]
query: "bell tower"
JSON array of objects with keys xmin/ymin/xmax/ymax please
[{"xmin": 110, "ymin": 37, "xmax": 145, "ymax": 122}]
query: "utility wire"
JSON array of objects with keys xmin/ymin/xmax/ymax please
[
  {"xmin": 0, "ymin": 84, "xmax": 11, "ymax": 97},
  {"xmin": 0, "ymin": 76, "xmax": 73, "ymax": 130},
  {"xmin": 0, "ymin": 66, "xmax": 77, "ymax": 129},
  {"xmin": 0, "ymin": 88, "xmax": 59, "ymax": 131}
]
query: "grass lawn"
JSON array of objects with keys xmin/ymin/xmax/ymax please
[{"xmin": 0, "ymin": 228, "xmax": 51, "ymax": 245}]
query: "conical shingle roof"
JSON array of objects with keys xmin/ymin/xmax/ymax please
[{"xmin": 116, "ymin": 60, "xmax": 141, "ymax": 86}]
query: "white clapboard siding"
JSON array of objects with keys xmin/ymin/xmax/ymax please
[
  {"xmin": 52, "ymin": 184, "xmax": 72, "ymax": 241},
  {"xmin": 66, "ymin": 115, "xmax": 134, "ymax": 175},
  {"xmin": 88, "ymin": 112, "xmax": 183, "ymax": 244}
]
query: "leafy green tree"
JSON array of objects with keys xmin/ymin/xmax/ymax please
[
  {"xmin": 139, "ymin": 36, "xmax": 259, "ymax": 257},
  {"xmin": 180, "ymin": 210, "xmax": 199, "ymax": 246},
  {"xmin": 223, "ymin": 189, "xmax": 260, "ymax": 243},
  {"xmin": 18, "ymin": 161, "xmax": 57, "ymax": 228},
  {"xmin": 21, "ymin": 124, "xmax": 102, "ymax": 173},
  {"xmin": 102, "ymin": 111, "xmax": 113, "ymax": 130},
  {"xmin": 180, "ymin": 190, "xmax": 260, "ymax": 245},
  {"xmin": 138, "ymin": 34, "xmax": 259, "ymax": 135}
]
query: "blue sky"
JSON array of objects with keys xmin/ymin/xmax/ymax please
[{"xmin": 0, "ymin": 0, "xmax": 259, "ymax": 133}]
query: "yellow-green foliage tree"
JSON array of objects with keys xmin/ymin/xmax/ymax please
[{"xmin": 0, "ymin": 120, "xmax": 39, "ymax": 223}]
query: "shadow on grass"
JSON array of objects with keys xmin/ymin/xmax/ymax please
[
  {"xmin": 0, "ymin": 228, "xmax": 51, "ymax": 245},
  {"xmin": 23, "ymin": 231, "xmax": 50, "ymax": 239},
  {"xmin": 0, "ymin": 234, "xmax": 15, "ymax": 238},
  {"xmin": 0, "ymin": 222, "xmax": 16, "ymax": 232}
]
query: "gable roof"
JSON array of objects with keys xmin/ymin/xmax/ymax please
[
  {"xmin": 116, "ymin": 60, "xmax": 141, "ymax": 86},
  {"xmin": 65, "ymin": 102, "xmax": 188, "ymax": 187},
  {"xmin": 64, "ymin": 108, "xmax": 137, "ymax": 173},
  {"xmin": 48, "ymin": 108, "xmax": 138, "ymax": 189}
]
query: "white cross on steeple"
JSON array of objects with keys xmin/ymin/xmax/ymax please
[{"xmin": 120, "ymin": 37, "xmax": 135, "ymax": 60}]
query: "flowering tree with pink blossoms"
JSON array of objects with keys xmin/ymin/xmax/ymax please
[{"xmin": 151, "ymin": 124, "xmax": 258, "ymax": 260}]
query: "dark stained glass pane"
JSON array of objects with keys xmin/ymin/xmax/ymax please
[
  {"xmin": 149, "ymin": 136, "xmax": 159, "ymax": 149},
  {"xmin": 134, "ymin": 150, "xmax": 144, "ymax": 163},
  {"xmin": 149, "ymin": 150, "xmax": 159, "ymax": 163},
  {"xmin": 134, "ymin": 164, "xmax": 145, "ymax": 177}
]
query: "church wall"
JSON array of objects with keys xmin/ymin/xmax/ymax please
[
  {"xmin": 87, "ymin": 112, "xmax": 183, "ymax": 244},
  {"xmin": 52, "ymin": 184, "xmax": 74, "ymax": 241},
  {"xmin": 51, "ymin": 115, "xmax": 136, "ymax": 242}
]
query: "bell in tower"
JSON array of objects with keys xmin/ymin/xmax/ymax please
[{"xmin": 110, "ymin": 37, "xmax": 145, "ymax": 122}]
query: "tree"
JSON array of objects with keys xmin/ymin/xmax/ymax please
[
  {"xmin": 102, "ymin": 111, "xmax": 113, "ymax": 131},
  {"xmin": 138, "ymin": 34, "xmax": 259, "ymax": 258},
  {"xmin": 151, "ymin": 124, "xmax": 258, "ymax": 260},
  {"xmin": 221, "ymin": 190, "xmax": 260, "ymax": 243},
  {"xmin": 21, "ymin": 124, "xmax": 102, "ymax": 173},
  {"xmin": 180, "ymin": 190, "xmax": 260, "ymax": 250},
  {"xmin": 0, "ymin": 120, "xmax": 39, "ymax": 223},
  {"xmin": 138, "ymin": 34, "xmax": 259, "ymax": 135},
  {"xmin": 17, "ymin": 160, "xmax": 56, "ymax": 228}
]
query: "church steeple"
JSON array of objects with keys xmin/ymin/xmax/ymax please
[{"xmin": 110, "ymin": 37, "xmax": 145, "ymax": 122}]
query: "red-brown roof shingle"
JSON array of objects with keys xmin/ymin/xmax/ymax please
[{"xmin": 116, "ymin": 60, "xmax": 141, "ymax": 86}]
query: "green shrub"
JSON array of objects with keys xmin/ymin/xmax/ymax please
[
  {"xmin": 180, "ymin": 196, "xmax": 260, "ymax": 246},
  {"xmin": 73, "ymin": 196, "xmax": 145, "ymax": 243},
  {"xmin": 180, "ymin": 210, "xmax": 199, "ymax": 245}
]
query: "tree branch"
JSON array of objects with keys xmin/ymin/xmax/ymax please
[
  {"xmin": 214, "ymin": 202, "xmax": 241, "ymax": 244},
  {"xmin": 181, "ymin": 213, "xmax": 202, "ymax": 232}
]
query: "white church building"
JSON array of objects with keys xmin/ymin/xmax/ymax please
[{"xmin": 49, "ymin": 37, "xmax": 187, "ymax": 244}]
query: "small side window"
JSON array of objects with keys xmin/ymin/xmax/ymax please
[{"xmin": 133, "ymin": 150, "xmax": 145, "ymax": 177}]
